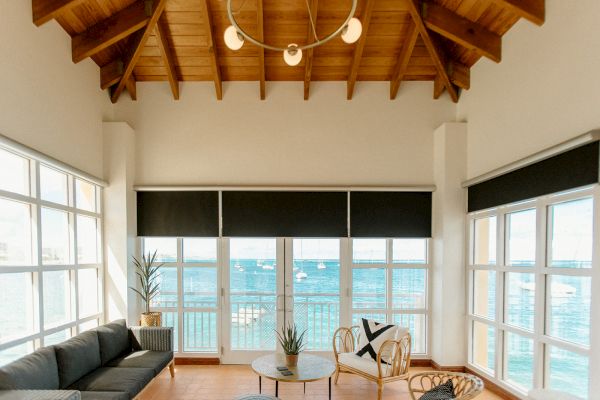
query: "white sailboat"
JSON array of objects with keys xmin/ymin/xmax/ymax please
[
  {"xmin": 317, "ymin": 261, "xmax": 327, "ymax": 270},
  {"xmin": 296, "ymin": 271, "xmax": 308, "ymax": 280}
]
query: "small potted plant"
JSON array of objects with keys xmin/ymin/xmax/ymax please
[
  {"xmin": 130, "ymin": 250, "xmax": 163, "ymax": 327},
  {"xmin": 276, "ymin": 324, "xmax": 306, "ymax": 367}
]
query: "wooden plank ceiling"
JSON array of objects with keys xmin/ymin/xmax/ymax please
[{"xmin": 32, "ymin": 0, "xmax": 545, "ymax": 103}]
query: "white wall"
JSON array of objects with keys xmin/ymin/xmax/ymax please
[
  {"xmin": 458, "ymin": 0, "xmax": 600, "ymax": 179},
  {"xmin": 103, "ymin": 122, "xmax": 139, "ymax": 324},
  {"xmin": 0, "ymin": 0, "xmax": 111, "ymax": 178},
  {"xmin": 114, "ymin": 82, "xmax": 456, "ymax": 186},
  {"xmin": 432, "ymin": 122, "xmax": 468, "ymax": 366}
]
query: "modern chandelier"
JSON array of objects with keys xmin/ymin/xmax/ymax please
[{"xmin": 224, "ymin": 0, "xmax": 362, "ymax": 66}]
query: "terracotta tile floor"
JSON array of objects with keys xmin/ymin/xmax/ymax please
[{"xmin": 139, "ymin": 365, "xmax": 506, "ymax": 400}]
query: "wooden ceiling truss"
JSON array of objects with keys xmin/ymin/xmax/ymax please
[{"xmin": 32, "ymin": 0, "xmax": 545, "ymax": 103}]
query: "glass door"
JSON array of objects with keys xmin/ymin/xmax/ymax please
[
  {"xmin": 286, "ymin": 238, "xmax": 345, "ymax": 355},
  {"xmin": 221, "ymin": 238, "xmax": 345, "ymax": 363},
  {"xmin": 221, "ymin": 238, "xmax": 285, "ymax": 363}
]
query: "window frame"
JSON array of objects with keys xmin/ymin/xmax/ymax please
[
  {"xmin": 141, "ymin": 237, "xmax": 221, "ymax": 356},
  {"xmin": 0, "ymin": 153, "xmax": 103, "ymax": 364},
  {"xmin": 350, "ymin": 237, "xmax": 431, "ymax": 356},
  {"xmin": 467, "ymin": 186, "xmax": 596, "ymax": 399}
]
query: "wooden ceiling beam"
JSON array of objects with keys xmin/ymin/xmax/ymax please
[
  {"xmin": 155, "ymin": 20, "xmax": 180, "ymax": 100},
  {"xmin": 124, "ymin": 75, "xmax": 137, "ymax": 100},
  {"xmin": 303, "ymin": 0, "xmax": 319, "ymax": 101},
  {"xmin": 390, "ymin": 22, "xmax": 418, "ymax": 100},
  {"xmin": 433, "ymin": 76, "xmax": 445, "ymax": 99},
  {"xmin": 109, "ymin": 0, "xmax": 168, "ymax": 103},
  {"xmin": 347, "ymin": 0, "xmax": 375, "ymax": 100},
  {"xmin": 100, "ymin": 60, "xmax": 122, "ymax": 90},
  {"xmin": 32, "ymin": 0, "xmax": 83, "ymax": 26},
  {"xmin": 201, "ymin": 0, "xmax": 223, "ymax": 100},
  {"xmin": 450, "ymin": 62, "xmax": 470, "ymax": 90},
  {"xmin": 491, "ymin": 0, "xmax": 545, "ymax": 26},
  {"xmin": 423, "ymin": 2, "xmax": 501, "ymax": 63},
  {"xmin": 72, "ymin": 1, "xmax": 151, "ymax": 64},
  {"xmin": 257, "ymin": 0, "xmax": 265, "ymax": 100},
  {"xmin": 406, "ymin": 0, "xmax": 459, "ymax": 103}
]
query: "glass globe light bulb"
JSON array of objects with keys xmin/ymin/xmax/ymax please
[
  {"xmin": 283, "ymin": 44, "xmax": 303, "ymax": 66},
  {"xmin": 224, "ymin": 25, "xmax": 244, "ymax": 50},
  {"xmin": 341, "ymin": 17, "xmax": 362, "ymax": 44}
]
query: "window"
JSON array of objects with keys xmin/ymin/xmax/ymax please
[
  {"xmin": 0, "ymin": 152, "xmax": 103, "ymax": 366},
  {"xmin": 143, "ymin": 237, "xmax": 219, "ymax": 353},
  {"xmin": 0, "ymin": 198, "xmax": 33, "ymax": 266},
  {"xmin": 351, "ymin": 238, "xmax": 430, "ymax": 355},
  {"xmin": 468, "ymin": 190, "xmax": 594, "ymax": 399}
]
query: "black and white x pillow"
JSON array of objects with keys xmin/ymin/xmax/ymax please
[{"xmin": 355, "ymin": 318, "xmax": 398, "ymax": 363}]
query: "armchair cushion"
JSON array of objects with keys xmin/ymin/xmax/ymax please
[
  {"xmin": 356, "ymin": 319, "xmax": 399, "ymax": 362},
  {"xmin": 420, "ymin": 380, "xmax": 456, "ymax": 400},
  {"xmin": 338, "ymin": 352, "xmax": 393, "ymax": 378}
]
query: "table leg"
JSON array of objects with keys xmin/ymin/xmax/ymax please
[
  {"xmin": 329, "ymin": 377, "xmax": 331, "ymax": 400},
  {"xmin": 259, "ymin": 376, "xmax": 261, "ymax": 394},
  {"xmin": 304, "ymin": 382, "xmax": 306, "ymax": 394},
  {"xmin": 275, "ymin": 381, "xmax": 279, "ymax": 397}
]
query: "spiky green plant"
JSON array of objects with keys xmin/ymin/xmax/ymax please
[
  {"xmin": 129, "ymin": 250, "xmax": 163, "ymax": 314},
  {"xmin": 276, "ymin": 324, "xmax": 307, "ymax": 355}
]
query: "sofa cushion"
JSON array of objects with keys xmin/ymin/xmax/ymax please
[
  {"xmin": 69, "ymin": 367, "xmax": 154, "ymax": 399},
  {"xmin": 0, "ymin": 390, "xmax": 80, "ymax": 400},
  {"xmin": 80, "ymin": 392, "xmax": 129, "ymax": 400},
  {"xmin": 0, "ymin": 347, "xmax": 59, "ymax": 390},
  {"xmin": 55, "ymin": 331, "xmax": 101, "ymax": 389},
  {"xmin": 338, "ymin": 352, "xmax": 395, "ymax": 378},
  {"xmin": 95, "ymin": 320, "xmax": 130, "ymax": 365},
  {"xmin": 106, "ymin": 350, "xmax": 173, "ymax": 376}
]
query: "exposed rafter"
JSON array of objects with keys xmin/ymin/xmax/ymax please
[
  {"xmin": 201, "ymin": 0, "xmax": 223, "ymax": 100},
  {"xmin": 100, "ymin": 60, "xmax": 122, "ymax": 90},
  {"xmin": 347, "ymin": 0, "xmax": 375, "ymax": 100},
  {"xmin": 303, "ymin": 0, "xmax": 319, "ymax": 101},
  {"xmin": 32, "ymin": 0, "xmax": 83, "ymax": 26},
  {"xmin": 433, "ymin": 76, "xmax": 445, "ymax": 99},
  {"xmin": 424, "ymin": 2, "xmax": 502, "ymax": 63},
  {"xmin": 390, "ymin": 22, "xmax": 418, "ymax": 100},
  {"xmin": 109, "ymin": 0, "xmax": 168, "ymax": 103},
  {"xmin": 257, "ymin": 0, "xmax": 266, "ymax": 100},
  {"xmin": 491, "ymin": 0, "xmax": 545, "ymax": 26},
  {"xmin": 450, "ymin": 62, "xmax": 470, "ymax": 90},
  {"xmin": 72, "ymin": 1, "xmax": 151, "ymax": 64},
  {"xmin": 407, "ymin": 0, "xmax": 459, "ymax": 102},
  {"xmin": 124, "ymin": 76, "xmax": 137, "ymax": 100},
  {"xmin": 155, "ymin": 20, "xmax": 180, "ymax": 100}
]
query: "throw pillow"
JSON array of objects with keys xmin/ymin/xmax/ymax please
[
  {"xmin": 420, "ymin": 380, "xmax": 456, "ymax": 400},
  {"xmin": 355, "ymin": 318, "xmax": 398, "ymax": 363}
]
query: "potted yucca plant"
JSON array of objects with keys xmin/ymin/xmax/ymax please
[
  {"xmin": 276, "ymin": 324, "xmax": 307, "ymax": 367},
  {"xmin": 129, "ymin": 250, "xmax": 163, "ymax": 326}
]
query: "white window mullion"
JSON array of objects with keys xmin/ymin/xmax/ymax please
[
  {"xmin": 177, "ymin": 238, "xmax": 184, "ymax": 353},
  {"xmin": 496, "ymin": 210, "xmax": 505, "ymax": 380},
  {"xmin": 533, "ymin": 198, "xmax": 547, "ymax": 389}
]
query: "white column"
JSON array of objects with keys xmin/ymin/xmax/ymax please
[
  {"xmin": 431, "ymin": 122, "xmax": 468, "ymax": 366},
  {"xmin": 103, "ymin": 122, "xmax": 139, "ymax": 324}
]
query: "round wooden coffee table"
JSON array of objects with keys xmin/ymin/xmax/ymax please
[{"xmin": 251, "ymin": 353, "xmax": 336, "ymax": 399}]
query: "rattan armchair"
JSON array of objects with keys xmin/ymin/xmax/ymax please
[
  {"xmin": 333, "ymin": 326, "xmax": 411, "ymax": 400},
  {"xmin": 408, "ymin": 371, "xmax": 484, "ymax": 400}
]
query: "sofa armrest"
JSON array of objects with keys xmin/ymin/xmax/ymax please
[
  {"xmin": 0, "ymin": 390, "xmax": 81, "ymax": 400},
  {"xmin": 129, "ymin": 326, "xmax": 174, "ymax": 352}
]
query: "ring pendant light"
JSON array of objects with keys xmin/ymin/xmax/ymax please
[{"xmin": 225, "ymin": 0, "xmax": 362, "ymax": 66}]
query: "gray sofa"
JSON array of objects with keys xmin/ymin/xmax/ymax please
[{"xmin": 0, "ymin": 320, "xmax": 174, "ymax": 400}]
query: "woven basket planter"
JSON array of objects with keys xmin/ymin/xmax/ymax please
[{"xmin": 140, "ymin": 312, "xmax": 162, "ymax": 327}]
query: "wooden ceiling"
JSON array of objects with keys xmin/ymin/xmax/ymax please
[{"xmin": 32, "ymin": 0, "xmax": 544, "ymax": 103}]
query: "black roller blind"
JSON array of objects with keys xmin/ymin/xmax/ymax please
[
  {"xmin": 468, "ymin": 141, "xmax": 599, "ymax": 212},
  {"xmin": 137, "ymin": 191, "xmax": 219, "ymax": 237},
  {"xmin": 350, "ymin": 192, "xmax": 432, "ymax": 237},
  {"xmin": 222, "ymin": 191, "xmax": 348, "ymax": 237}
]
